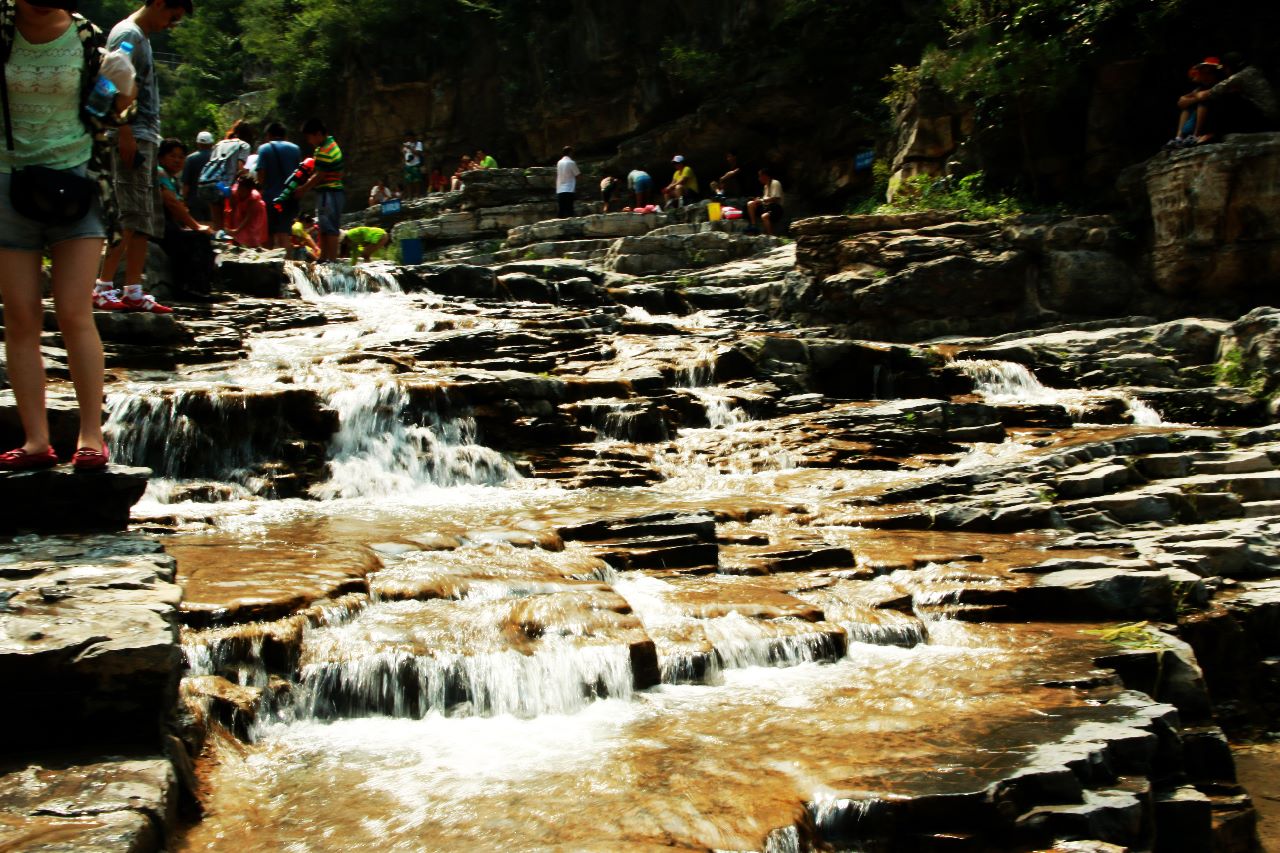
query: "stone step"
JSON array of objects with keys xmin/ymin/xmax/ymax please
[
  {"xmin": 0, "ymin": 533, "xmax": 181, "ymax": 747},
  {"xmin": 506, "ymin": 211, "xmax": 667, "ymax": 248},
  {"xmin": 0, "ymin": 758, "xmax": 177, "ymax": 852},
  {"xmin": 1189, "ymin": 450, "xmax": 1276, "ymax": 476},
  {"xmin": 1241, "ymin": 500, "xmax": 1280, "ymax": 518},
  {"xmin": 0, "ymin": 465, "xmax": 151, "ymax": 534},
  {"xmin": 1174, "ymin": 472, "xmax": 1280, "ymax": 503}
]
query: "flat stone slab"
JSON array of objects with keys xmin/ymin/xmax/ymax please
[
  {"xmin": 0, "ymin": 533, "xmax": 180, "ymax": 747},
  {"xmin": 0, "ymin": 758, "xmax": 174, "ymax": 852},
  {"xmin": 0, "ymin": 466, "xmax": 151, "ymax": 534}
]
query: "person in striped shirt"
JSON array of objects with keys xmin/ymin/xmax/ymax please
[{"xmin": 296, "ymin": 117, "xmax": 344, "ymax": 261}]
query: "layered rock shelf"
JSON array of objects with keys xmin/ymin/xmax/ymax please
[
  {"xmin": 4, "ymin": 143, "xmax": 1280, "ymax": 851},
  {"xmin": 0, "ymin": 533, "xmax": 185, "ymax": 850}
]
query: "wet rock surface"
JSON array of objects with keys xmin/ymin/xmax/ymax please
[
  {"xmin": 1143, "ymin": 132, "xmax": 1280, "ymax": 300},
  {"xmin": 4, "ymin": 179, "xmax": 1280, "ymax": 851},
  {"xmin": 0, "ymin": 533, "xmax": 183, "ymax": 851}
]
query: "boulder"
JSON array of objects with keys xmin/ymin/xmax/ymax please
[
  {"xmin": 1144, "ymin": 133, "xmax": 1280, "ymax": 299},
  {"xmin": 1216, "ymin": 305, "xmax": 1280, "ymax": 401},
  {"xmin": 397, "ymin": 263, "xmax": 500, "ymax": 299},
  {"xmin": 1039, "ymin": 250, "xmax": 1137, "ymax": 315},
  {"xmin": 0, "ymin": 759, "xmax": 176, "ymax": 852},
  {"xmin": 0, "ymin": 533, "xmax": 181, "ymax": 746},
  {"xmin": 215, "ymin": 253, "xmax": 287, "ymax": 298},
  {"xmin": 0, "ymin": 466, "xmax": 151, "ymax": 533},
  {"xmin": 604, "ymin": 230, "xmax": 782, "ymax": 276}
]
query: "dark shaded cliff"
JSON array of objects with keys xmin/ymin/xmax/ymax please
[{"xmin": 325, "ymin": 0, "xmax": 937, "ymax": 212}]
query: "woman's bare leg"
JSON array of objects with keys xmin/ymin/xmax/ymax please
[
  {"xmin": 50, "ymin": 238, "xmax": 107, "ymax": 451},
  {"xmin": 0, "ymin": 248, "xmax": 51, "ymax": 453}
]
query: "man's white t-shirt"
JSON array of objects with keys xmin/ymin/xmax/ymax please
[
  {"xmin": 763, "ymin": 179, "xmax": 784, "ymax": 204},
  {"xmin": 556, "ymin": 156, "xmax": 580, "ymax": 193}
]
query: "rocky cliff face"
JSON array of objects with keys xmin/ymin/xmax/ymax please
[
  {"xmin": 1144, "ymin": 134, "xmax": 1280, "ymax": 299},
  {"xmin": 326, "ymin": 0, "xmax": 929, "ymax": 210}
]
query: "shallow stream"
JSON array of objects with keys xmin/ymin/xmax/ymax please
[{"xmin": 102, "ymin": 265, "xmax": 1159, "ymax": 851}]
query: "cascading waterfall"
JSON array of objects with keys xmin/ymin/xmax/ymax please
[
  {"xmin": 296, "ymin": 640, "xmax": 635, "ymax": 721},
  {"xmin": 314, "ymin": 379, "xmax": 519, "ymax": 499},
  {"xmin": 286, "ymin": 261, "xmax": 403, "ymax": 299},
  {"xmin": 702, "ymin": 612, "xmax": 844, "ymax": 671},
  {"xmin": 958, "ymin": 359, "xmax": 1165, "ymax": 425},
  {"xmin": 106, "ymin": 389, "xmax": 279, "ymax": 487},
  {"xmin": 679, "ymin": 343, "xmax": 751, "ymax": 428}
]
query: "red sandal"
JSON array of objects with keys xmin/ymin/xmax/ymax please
[
  {"xmin": 71, "ymin": 444, "xmax": 110, "ymax": 472},
  {"xmin": 0, "ymin": 447, "xmax": 59, "ymax": 472}
]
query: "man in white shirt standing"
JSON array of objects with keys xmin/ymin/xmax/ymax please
[{"xmin": 556, "ymin": 146, "xmax": 580, "ymax": 218}]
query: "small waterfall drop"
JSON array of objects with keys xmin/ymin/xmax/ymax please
[
  {"xmin": 106, "ymin": 388, "xmax": 286, "ymax": 487},
  {"xmin": 297, "ymin": 639, "xmax": 635, "ymax": 721},
  {"xmin": 287, "ymin": 261, "xmax": 403, "ymax": 299},
  {"xmin": 678, "ymin": 343, "xmax": 751, "ymax": 429},
  {"xmin": 315, "ymin": 380, "xmax": 519, "ymax": 499},
  {"xmin": 958, "ymin": 359, "xmax": 1165, "ymax": 425}
]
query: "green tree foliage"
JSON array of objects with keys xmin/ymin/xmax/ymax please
[
  {"xmin": 890, "ymin": 0, "xmax": 1185, "ymax": 113},
  {"xmin": 76, "ymin": 0, "xmax": 502, "ymax": 139}
]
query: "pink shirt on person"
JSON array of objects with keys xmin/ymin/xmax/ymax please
[{"xmin": 231, "ymin": 189, "xmax": 268, "ymax": 248}]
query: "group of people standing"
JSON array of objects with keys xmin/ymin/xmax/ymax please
[
  {"xmin": 0, "ymin": 0, "xmax": 349, "ymax": 473},
  {"xmin": 0, "ymin": 0, "xmax": 190, "ymax": 474}
]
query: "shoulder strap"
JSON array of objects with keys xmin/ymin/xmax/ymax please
[{"xmin": 1, "ymin": 51, "xmax": 12, "ymax": 152}]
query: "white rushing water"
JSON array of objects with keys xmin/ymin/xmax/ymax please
[
  {"xmin": 958, "ymin": 359, "xmax": 1165, "ymax": 425},
  {"xmin": 315, "ymin": 380, "xmax": 519, "ymax": 499},
  {"xmin": 297, "ymin": 640, "xmax": 635, "ymax": 721}
]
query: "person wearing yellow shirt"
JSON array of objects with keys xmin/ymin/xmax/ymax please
[
  {"xmin": 341, "ymin": 226, "xmax": 389, "ymax": 262},
  {"xmin": 291, "ymin": 215, "xmax": 319, "ymax": 261},
  {"xmin": 662, "ymin": 154, "xmax": 700, "ymax": 208}
]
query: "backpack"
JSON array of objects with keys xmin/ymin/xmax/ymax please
[{"xmin": 198, "ymin": 139, "xmax": 248, "ymax": 188}]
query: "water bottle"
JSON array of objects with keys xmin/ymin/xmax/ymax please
[{"xmin": 86, "ymin": 41, "xmax": 135, "ymax": 118}]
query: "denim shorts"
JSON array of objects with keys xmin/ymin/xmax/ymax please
[
  {"xmin": 0, "ymin": 165, "xmax": 106, "ymax": 252},
  {"xmin": 316, "ymin": 189, "xmax": 345, "ymax": 236}
]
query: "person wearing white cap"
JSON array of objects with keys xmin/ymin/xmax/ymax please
[
  {"xmin": 662, "ymin": 154, "xmax": 700, "ymax": 208},
  {"xmin": 182, "ymin": 130, "xmax": 216, "ymax": 223}
]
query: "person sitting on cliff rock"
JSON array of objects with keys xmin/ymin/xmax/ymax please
[
  {"xmin": 627, "ymin": 168, "xmax": 652, "ymax": 207},
  {"xmin": 1167, "ymin": 59, "xmax": 1224, "ymax": 149},
  {"xmin": 342, "ymin": 226, "xmax": 390, "ymax": 262},
  {"xmin": 1178, "ymin": 51, "xmax": 1280, "ymax": 138},
  {"xmin": 429, "ymin": 166, "xmax": 448, "ymax": 194},
  {"xmin": 451, "ymin": 155, "xmax": 475, "ymax": 191},
  {"xmin": 369, "ymin": 176, "xmax": 393, "ymax": 207},
  {"xmin": 718, "ymin": 152, "xmax": 744, "ymax": 201},
  {"xmin": 476, "ymin": 148, "xmax": 498, "ymax": 169},
  {"xmin": 663, "ymin": 155, "xmax": 700, "ymax": 208},
  {"xmin": 156, "ymin": 138, "xmax": 215, "ymax": 299},
  {"xmin": 745, "ymin": 168, "xmax": 785, "ymax": 236}
]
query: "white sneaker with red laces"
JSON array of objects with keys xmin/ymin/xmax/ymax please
[
  {"xmin": 92, "ymin": 288, "xmax": 125, "ymax": 310},
  {"xmin": 121, "ymin": 293, "xmax": 173, "ymax": 314}
]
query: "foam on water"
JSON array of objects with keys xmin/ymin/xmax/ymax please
[
  {"xmin": 958, "ymin": 358, "xmax": 1166, "ymax": 425},
  {"xmin": 296, "ymin": 639, "xmax": 635, "ymax": 721},
  {"xmin": 314, "ymin": 380, "xmax": 520, "ymax": 499}
]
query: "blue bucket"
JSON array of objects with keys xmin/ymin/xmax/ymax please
[{"xmin": 400, "ymin": 238, "xmax": 423, "ymax": 265}]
